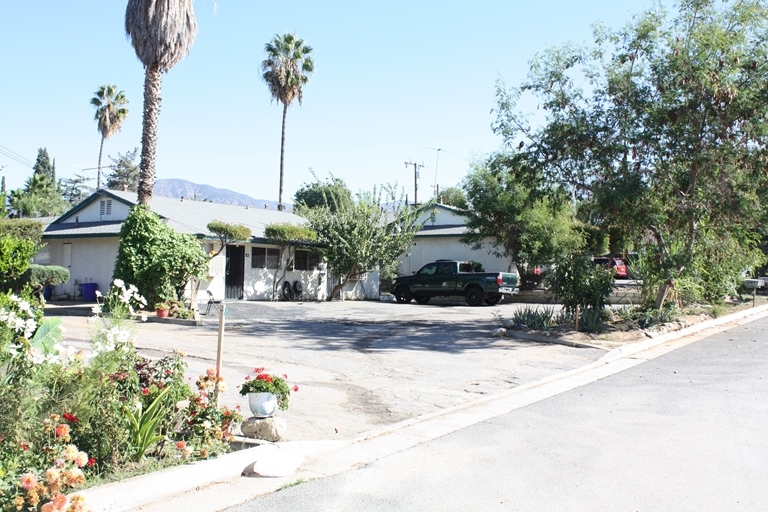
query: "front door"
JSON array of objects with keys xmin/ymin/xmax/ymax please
[{"xmin": 225, "ymin": 245, "xmax": 245, "ymax": 300}]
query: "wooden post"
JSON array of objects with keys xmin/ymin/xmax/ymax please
[
  {"xmin": 215, "ymin": 304, "xmax": 225, "ymax": 406},
  {"xmin": 575, "ymin": 304, "xmax": 580, "ymax": 332}
]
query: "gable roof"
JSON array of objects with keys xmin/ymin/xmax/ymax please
[{"xmin": 44, "ymin": 189, "xmax": 306, "ymax": 242}]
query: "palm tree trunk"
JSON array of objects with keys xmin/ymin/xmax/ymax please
[
  {"xmin": 278, "ymin": 102, "xmax": 288, "ymax": 211},
  {"xmin": 97, "ymin": 136, "xmax": 105, "ymax": 189},
  {"xmin": 137, "ymin": 65, "xmax": 163, "ymax": 209}
]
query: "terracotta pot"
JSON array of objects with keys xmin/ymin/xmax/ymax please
[
  {"xmin": 247, "ymin": 392, "xmax": 277, "ymax": 418},
  {"xmin": 156, "ymin": 308, "xmax": 169, "ymax": 318}
]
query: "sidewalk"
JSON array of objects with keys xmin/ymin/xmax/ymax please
[{"xmin": 68, "ymin": 301, "xmax": 768, "ymax": 511}]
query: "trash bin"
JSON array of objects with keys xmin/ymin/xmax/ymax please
[{"xmin": 81, "ymin": 283, "xmax": 98, "ymax": 302}]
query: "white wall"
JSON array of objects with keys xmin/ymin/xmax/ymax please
[
  {"xmin": 66, "ymin": 197, "xmax": 131, "ymax": 223},
  {"xmin": 44, "ymin": 238, "xmax": 119, "ymax": 299},
  {"xmin": 400, "ymin": 236, "xmax": 513, "ymax": 276}
]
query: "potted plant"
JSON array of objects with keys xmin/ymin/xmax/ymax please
[
  {"xmin": 154, "ymin": 302, "xmax": 170, "ymax": 318},
  {"xmin": 239, "ymin": 367, "xmax": 298, "ymax": 417}
]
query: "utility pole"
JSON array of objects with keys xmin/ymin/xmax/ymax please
[{"xmin": 404, "ymin": 161, "xmax": 424, "ymax": 207}]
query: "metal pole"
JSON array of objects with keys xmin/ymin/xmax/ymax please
[{"xmin": 215, "ymin": 303, "xmax": 225, "ymax": 405}]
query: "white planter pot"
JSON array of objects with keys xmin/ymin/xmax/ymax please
[{"xmin": 248, "ymin": 392, "xmax": 278, "ymax": 418}]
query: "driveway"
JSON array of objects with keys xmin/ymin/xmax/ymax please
[{"xmin": 50, "ymin": 299, "xmax": 605, "ymax": 442}]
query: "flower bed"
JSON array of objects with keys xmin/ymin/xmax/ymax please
[{"xmin": 0, "ymin": 281, "xmax": 242, "ymax": 511}]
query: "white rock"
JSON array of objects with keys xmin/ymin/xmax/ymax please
[
  {"xmin": 240, "ymin": 416, "xmax": 287, "ymax": 442},
  {"xmin": 492, "ymin": 328, "xmax": 507, "ymax": 338}
]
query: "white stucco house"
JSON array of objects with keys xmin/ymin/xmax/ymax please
[
  {"xmin": 398, "ymin": 203, "xmax": 513, "ymax": 276},
  {"xmin": 39, "ymin": 189, "xmax": 378, "ymax": 304}
]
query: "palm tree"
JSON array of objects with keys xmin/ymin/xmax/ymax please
[
  {"xmin": 125, "ymin": 0, "xmax": 198, "ymax": 208},
  {"xmin": 262, "ymin": 33, "xmax": 315, "ymax": 211},
  {"xmin": 91, "ymin": 85, "xmax": 129, "ymax": 190}
]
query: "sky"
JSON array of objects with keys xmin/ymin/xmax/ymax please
[{"xmin": 0, "ymin": 0, "xmax": 656, "ymax": 205}]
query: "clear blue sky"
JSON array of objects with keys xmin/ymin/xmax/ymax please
[{"xmin": 0, "ymin": 1, "xmax": 655, "ymax": 204}]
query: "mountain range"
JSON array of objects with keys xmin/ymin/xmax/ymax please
[{"xmin": 153, "ymin": 179, "xmax": 282, "ymax": 210}]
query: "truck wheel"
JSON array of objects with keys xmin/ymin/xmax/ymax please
[
  {"xmin": 394, "ymin": 286, "xmax": 413, "ymax": 304},
  {"xmin": 415, "ymin": 296, "xmax": 431, "ymax": 305},
  {"xmin": 465, "ymin": 286, "xmax": 485, "ymax": 306},
  {"xmin": 485, "ymin": 295, "xmax": 502, "ymax": 306}
]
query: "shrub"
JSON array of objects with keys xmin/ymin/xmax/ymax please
[{"xmin": 546, "ymin": 253, "xmax": 614, "ymax": 332}]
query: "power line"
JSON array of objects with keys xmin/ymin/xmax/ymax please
[{"xmin": 0, "ymin": 144, "xmax": 34, "ymax": 168}]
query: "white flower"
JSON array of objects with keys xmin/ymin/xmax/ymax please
[
  {"xmin": 128, "ymin": 284, "xmax": 138, "ymax": 294},
  {"xmin": 140, "ymin": 313, "xmax": 148, "ymax": 322},
  {"xmin": 91, "ymin": 305, "xmax": 102, "ymax": 315},
  {"xmin": 112, "ymin": 278, "xmax": 125, "ymax": 289},
  {"xmin": 95, "ymin": 290, "xmax": 102, "ymax": 298},
  {"xmin": 202, "ymin": 420, "xmax": 212, "ymax": 429}
]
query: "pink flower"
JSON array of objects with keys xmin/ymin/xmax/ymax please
[
  {"xmin": 293, "ymin": 385, "xmax": 299, "ymax": 392},
  {"xmin": 55, "ymin": 424, "xmax": 70, "ymax": 438},
  {"xmin": 244, "ymin": 375, "xmax": 251, "ymax": 381},
  {"xmin": 20, "ymin": 472, "xmax": 38, "ymax": 490},
  {"xmin": 254, "ymin": 367, "xmax": 265, "ymax": 374},
  {"xmin": 206, "ymin": 368, "xmax": 216, "ymax": 378},
  {"xmin": 283, "ymin": 374, "xmax": 288, "ymax": 379},
  {"xmin": 176, "ymin": 441, "xmax": 186, "ymax": 450},
  {"xmin": 74, "ymin": 451, "xmax": 89, "ymax": 468}
]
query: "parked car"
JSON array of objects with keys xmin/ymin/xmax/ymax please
[
  {"xmin": 391, "ymin": 260, "xmax": 518, "ymax": 306},
  {"xmin": 593, "ymin": 257, "xmax": 628, "ymax": 279}
]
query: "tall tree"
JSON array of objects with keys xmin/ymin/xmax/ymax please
[
  {"xmin": 105, "ymin": 147, "xmax": 140, "ymax": 192},
  {"xmin": 293, "ymin": 174, "xmax": 353, "ymax": 213},
  {"xmin": 494, "ymin": 0, "xmax": 768, "ymax": 304},
  {"xmin": 305, "ymin": 184, "xmax": 425, "ymax": 300},
  {"xmin": 91, "ymin": 85, "xmax": 129, "ymax": 190},
  {"xmin": 262, "ymin": 33, "xmax": 315, "ymax": 211},
  {"xmin": 32, "ymin": 148, "xmax": 54, "ymax": 179},
  {"xmin": 125, "ymin": 0, "xmax": 198, "ymax": 209}
]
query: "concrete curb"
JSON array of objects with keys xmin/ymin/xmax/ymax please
[{"xmin": 81, "ymin": 302, "xmax": 768, "ymax": 511}]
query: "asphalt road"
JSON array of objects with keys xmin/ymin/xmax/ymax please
[{"xmin": 225, "ymin": 315, "xmax": 768, "ymax": 511}]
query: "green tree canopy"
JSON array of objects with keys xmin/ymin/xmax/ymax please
[
  {"xmin": 460, "ymin": 153, "xmax": 582, "ymax": 272},
  {"xmin": 293, "ymin": 175, "xmax": 353, "ymax": 213},
  {"xmin": 264, "ymin": 223, "xmax": 318, "ymax": 299},
  {"xmin": 437, "ymin": 186, "xmax": 468, "ymax": 210},
  {"xmin": 206, "ymin": 220, "xmax": 252, "ymax": 258},
  {"xmin": 114, "ymin": 205, "xmax": 208, "ymax": 305},
  {"xmin": 493, "ymin": 0, "xmax": 768, "ymax": 303},
  {"xmin": 105, "ymin": 148, "xmax": 140, "ymax": 192},
  {"xmin": 305, "ymin": 185, "xmax": 425, "ymax": 300}
]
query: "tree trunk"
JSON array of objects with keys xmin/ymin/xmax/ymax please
[
  {"xmin": 97, "ymin": 136, "xmax": 105, "ymax": 189},
  {"xmin": 278, "ymin": 102, "xmax": 288, "ymax": 211},
  {"xmin": 137, "ymin": 65, "xmax": 163, "ymax": 209}
]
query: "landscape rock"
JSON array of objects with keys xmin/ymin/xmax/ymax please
[
  {"xmin": 240, "ymin": 416, "xmax": 287, "ymax": 442},
  {"xmin": 492, "ymin": 327, "xmax": 507, "ymax": 338}
]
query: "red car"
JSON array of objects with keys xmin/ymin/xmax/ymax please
[{"xmin": 593, "ymin": 257, "xmax": 628, "ymax": 279}]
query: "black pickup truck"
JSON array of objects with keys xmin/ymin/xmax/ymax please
[{"xmin": 391, "ymin": 260, "xmax": 518, "ymax": 306}]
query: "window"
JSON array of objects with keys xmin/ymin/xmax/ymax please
[
  {"xmin": 293, "ymin": 250, "xmax": 320, "ymax": 271},
  {"xmin": 100, "ymin": 199, "xmax": 112, "ymax": 216},
  {"xmin": 251, "ymin": 247, "xmax": 280, "ymax": 269}
]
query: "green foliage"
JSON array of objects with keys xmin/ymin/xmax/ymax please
[
  {"xmin": 240, "ymin": 370, "xmax": 293, "ymax": 410},
  {"xmin": 206, "ymin": 220, "xmax": 252, "ymax": 258},
  {"xmin": 0, "ymin": 219, "xmax": 44, "ymax": 243},
  {"xmin": 125, "ymin": 387, "xmax": 170, "ymax": 461},
  {"xmin": 264, "ymin": 223, "xmax": 317, "ymax": 244},
  {"xmin": 460, "ymin": 153, "xmax": 582, "ymax": 271},
  {"xmin": 32, "ymin": 148, "xmax": 55, "ymax": 180},
  {"xmin": 113, "ymin": 206, "xmax": 208, "ymax": 305},
  {"xmin": 546, "ymin": 254, "xmax": 615, "ymax": 332},
  {"xmin": 4, "ymin": 265, "xmax": 69, "ymax": 296},
  {"xmin": 106, "ymin": 147, "xmax": 140, "ymax": 192},
  {"xmin": 494, "ymin": 0, "xmax": 768, "ymax": 305},
  {"xmin": 293, "ymin": 174, "xmax": 353, "ymax": 213},
  {"xmin": 511, "ymin": 305, "xmax": 557, "ymax": 330},
  {"xmin": 60, "ymin": 173, "xmax": 94, "ymax": 204},
  {"xmin": 437, "ymin": 186, "xmax": 468, "ymax": 210},
  {"xmin": 0, "ymin": 234, "xmax": 37, "ymax": 284},
  {"xmin": 305, "ymin": 185, "xmax": 426, "ymax": 299}
]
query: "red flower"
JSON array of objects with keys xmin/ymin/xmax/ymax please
[
  {"xmin": 88, "ymin": 457, "xmax": 96, "ymax": 466},
  {"xmin": 63, "ymin": 412, "xmax": 78, "ymax": 423},
  {"xmin": 21, "ymin": 443, "xmax": 29, "ymax": 451},
  {"xmin": 293, "ymin": 385, "xmax": 299, "ymax": 392},
  {"xmin": 283, "ymin": 374, "xmax": 288, "ymax": 379},
  {"xmin": 141, "ymin": 388, "xmax": 150, "ymax": 395},
  {"xmin": 254, "ymin": 367, "xmax": 265, "ymax": 374},
  {"xmin": 244, "ymin": 376, "xmax": 251, "ymax": 381}
]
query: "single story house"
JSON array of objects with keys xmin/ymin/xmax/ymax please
[
  {"xmin": 39, "ymin": 189, "xmax": 378, "ymax": 304},
  {"xmin": 398, "ymin": 203, "xmax": 513, "ymax": 276}
]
